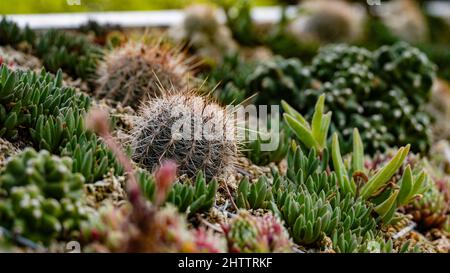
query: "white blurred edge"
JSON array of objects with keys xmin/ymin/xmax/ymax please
[{"xmin": 2, "ymin": 2, "xmax": 449, "ymax": 30}]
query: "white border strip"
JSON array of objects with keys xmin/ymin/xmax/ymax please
[
  {"xmin": 3, "ymin": 6, "xmax": 296, "ymax": 30},
  {"xmin": 2, "ymin": 2, "xmax": 448, "ymax": 30}
]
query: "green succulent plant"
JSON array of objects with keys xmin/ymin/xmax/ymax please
[
  {"xmin": 0, "ymin": 17, "xmax": 35, "ymax": 47},
  {"xmin": 219, "ymin": 0, "xmax": 260, "ymax": 46},
  {"xmin": 236, "ymin": 176, "xmax": 273, "ymax": 210},
  {"xmin": 0, "ymin": 65, "xmax": 121, "ymax": 183},
  {"xmin": 223, "ymin": 211, "xmax": 292, "ymax": 253},
  {"xmin": 285, "ymin": 95, "xmax": 428, "ymax": 224},
  {"xmin": 0, "ymin": 66, "xmax": 89, "ymax": 140},
  {"xmin": 35, "ymin": 30, "xmax": 102, "ymax": 81},
  {"xmin": 0, "ymin": 148, "xmax": 89, "ymax": 245},
  {"xmin": 61, "ymin": 134, "xmax": 123, "ymax": 183},
  {"xmin": 207, "ymin": 53, "xmax": 254, "ymax": 105},
  {"xmin": 234, "ymin": 96, "xmax": 432, "ymax": 251},
  {"xmin": 137, "ymin": 170, "xmax": 218, "ymax": 216},
  {"xmin": 247, "ymin": 56, "xmax": 310, "ymax": 106},
  {"xmin": 406, "ymin": 176, "xmax": 449, "ymax": 231},
  {"xmin": 282, "ymin": 94, "xmax": 331, "ymax": 154},
  {"xmin": 331, "ymin": 129, "xmax": 427, "ymax": 224},
  {"xmin": 374, "ymin": 42, "xmax": 436, "ymax": 103},
  {"xmin": 296, "ymin": 43, "xmax": 435, "ymax": 155},
  {"xmin": 245, "ymin": 123, "xmax": 289, "ymax": 166}
]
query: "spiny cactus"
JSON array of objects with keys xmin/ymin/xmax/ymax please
[
  {"xmin": 169, "ymin": 4, "xmax": 237, "ymax": 66},
  {"xmin": 96, "ymin": 42, "xmax": 194, "ymax": 108},
  {"xmin": 0, "ymin": 149, "xmax": 89, "ymax": 245},
  {"xmin": 138, "ymin": 169, "xmax": 218, "ymax": 216},
  {"xmin": 131, "ymin": 93, "xmax": 238, "ymax": 180},
  {"xmin": 223, "ymin": 211, "xmax": 292, "ymax": 253},
  {"xmin": 288, "ymin": 0, "xmax": 365, "ymax": 44},
  {"xmin": 35, "ymin": 30, "xmax": 102, "ymax": 81}
]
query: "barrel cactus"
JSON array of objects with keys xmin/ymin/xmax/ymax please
[
  {"xmin": 131, "ymin": 93, "xmax": 238, "ymax": 180},
  {"xmin": 95, "ymin": 42, "xmax": 194, "ymax": 108}
]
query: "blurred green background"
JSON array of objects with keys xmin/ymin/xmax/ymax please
[{"xmin": 0, "ymin": 0, "xmax": 276, "ymax": 14}]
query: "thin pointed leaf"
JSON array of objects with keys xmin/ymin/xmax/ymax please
[
  {"xmin": 360, "ymin": 145, "xmax": 410, "ymax": 199},
  {"xmin": 352, "ymin": 128, "xmax": 364, "ymax": 172},
  {"xmin": 284, "ymin": 113, "xmax": 318, "ymax": 149}
]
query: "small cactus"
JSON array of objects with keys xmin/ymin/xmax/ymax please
[
  {"xmin": 169, "ymin": 4, "xmax": 237, "ymax": 66},
  {"xmin": 288, "ymin": 0, "xmax": 365, "ymax": 44},
  {"xmin": 96, "ymin": 42, "xmax": 194, "ymax": 108},
  {"xmin": 131, "ymin": 93, "xmax": 238, "ymax": 180}
]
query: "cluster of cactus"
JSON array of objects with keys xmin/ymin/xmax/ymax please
[
  {"xmin": 247, "ymin": 56, "xmax": 310, "ymax": 107},
  {"xmin": 222, "ymin": 211, "xmax": 292, "ymax": 253},
  {"xmin": 131, "ymin": 93, "xmax": 238, "ymax": 180},
  {"xmin": 137, "ymin": 169, "xmax": 218, "ymax": 216},
  {"xmin": 0, "ymin": 149, "xmax": 89, "ymax": 245},
  {"xmin": 234, "ymin": 96, "xmax": 429, "ymax": 252},
  {"xmin": 285, "ymin": 96, "xmax": 428, "ymax": 223},
  {"xmin": 0, "ymin": 17, "xmax": 35, "ymax": 47},
  {"xmin": 211, "ymin": 42, "xmax": 435, "ymax": 155},
  {"xmin": 299, "ymin": 42, "xmax": 436, "ymax": 154},
  {"xmin": 0, "ymin": 65, "xmax": 122, "ymax": 182},
  {"xmin": 95, "ymin": 42, "xmax": 192, "ymax": 108},
  {"xmin": 35, "ymin": 30, "xmax": 102, "ymax": 81}
]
